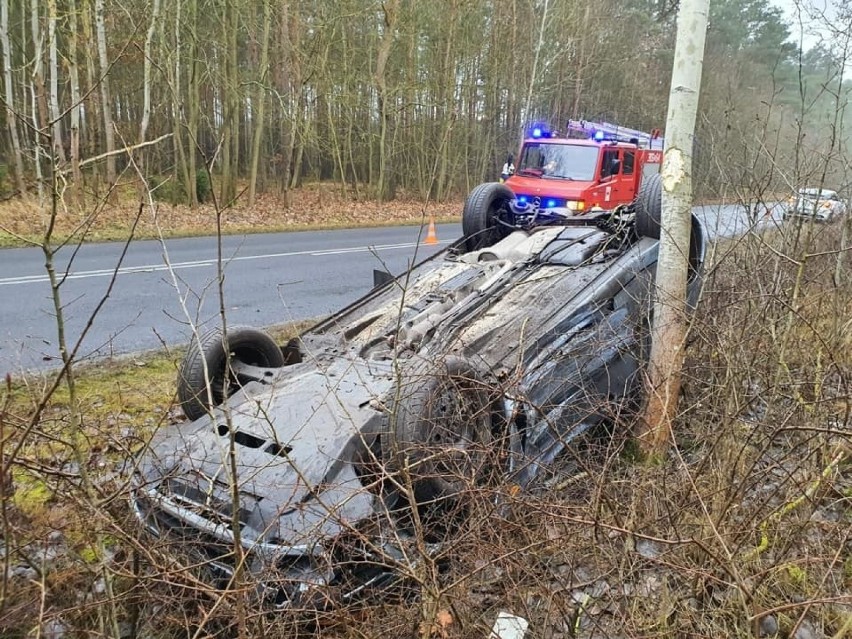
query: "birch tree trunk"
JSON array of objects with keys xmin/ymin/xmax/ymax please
[
  {"xmin": 639, "ymin": 0, "xmax": 710, "ymax": 457},
  {"xmin": 1, "ymin": 0, "xmax": 26, "ymax": 194},
  {"xmin": 139, "ymin": 0, "xmax": 161, "ymax": 144},
  {"xmin": 47, "ymin": 0, "xmax": 65, "ymax": 164},
  {"xmin": 248, "ymin": 0, "xmax": 271, "ymax": 206},
  {"xmin": 94, "ymin": 0, "xmax": 115, "ymax": 184}
]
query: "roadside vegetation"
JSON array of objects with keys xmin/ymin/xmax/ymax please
[{"xmin": 1, "ymin": 215, "xmax": 850, "ymax": 638}]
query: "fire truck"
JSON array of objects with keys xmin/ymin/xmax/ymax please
[{"xmin": 462, "ymin": 120, "xmax": 665, "ymax": 250}]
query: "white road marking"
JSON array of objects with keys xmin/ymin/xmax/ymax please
[{"xmin": 0, "ymin": 239, "xmax": 449, "ymax": 287}]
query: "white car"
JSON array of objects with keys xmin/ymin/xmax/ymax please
[{"xmin": 786, "ymin": 188, "xmax": 847, "ymax": 222}]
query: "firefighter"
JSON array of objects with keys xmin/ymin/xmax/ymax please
[{"xmin": 500, "ymin": 154, "xmax": 515, "ymax": 183}]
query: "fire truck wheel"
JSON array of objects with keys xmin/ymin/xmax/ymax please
[
  {"xmin": 177, "ymin": 325, "xmax": 285, "ymax": 421},
  {"xmin": 635, "ymin": 173, "xmax": 662, "ymax": 239},
  {"xmin": 462, "ymin": 182, "xmax": 513, "ymax": 251}
]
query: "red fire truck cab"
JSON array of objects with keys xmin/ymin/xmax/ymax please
[
  {"xmin": 508, "ymin": 120, "xmax": 663, "ymax": 211},
  {"xmin": 461, "ymin": 120, "xmax": 665, "ymax": 250}
]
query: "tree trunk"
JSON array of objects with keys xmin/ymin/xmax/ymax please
[
  {"xmin": 81, "ymin": 0, "xmax": 101, "ymax": 191},
  {"xmin": 639, "ymin": 0, "xmax": 710, "ymax": 458},
  {"xmin": 67, "ymin": 0, "xmax": 82, "ymax": 202},
  {"xmin": 172, "ymin": 0, "xmax": 191, "ymax": 200},
  {"xmin": 219, "ymin": 0, "xmax": 240, "ymax": 204},
  {"xmin": 286, "ymin": 1, "xmax": 301, "ymax": 192},
  {"xmin": 374, "ymin": 0, "xmax": 399, "ymax": 202},
  {"xmin": 94, "ymin": 0, "xmax": 115, "ymax": 184},
  {"xmin": 571, "ymin": 5, "xmax": 591, "ymax": 120},
  {"xmin": 139, "ymin": 0, "xmax": 161, "ymax": 144},
  {"xmin": 47, "ymin": 0, "xmax": 65, "ymax": 164},
  {"xmin": 248, "ymin": 0, "xmax": 271, "ymax": 206},
  {"xmin": 30, "ymin": 0, "xmax": 48, "ymax": 201},
  {"xmin": 187, "ymin": 0, "xmax": 199, "ymax": 205},
  {"xmin": 1, "ymin": 0, "xmax": 26, "ymax": 194}
]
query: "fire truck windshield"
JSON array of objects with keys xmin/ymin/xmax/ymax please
[{"xmin": 516, "ymin": 143, "xmax": 599, "ymax": 181}]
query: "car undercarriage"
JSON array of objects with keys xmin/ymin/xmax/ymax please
[{"xmin": 132, "ymin": 178, "xmax": 705, "ymax": 609}]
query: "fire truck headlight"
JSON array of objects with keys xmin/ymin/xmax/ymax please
[{"xmin": 567, "ymin": 200, "xmax": 585, "ymax": 211}]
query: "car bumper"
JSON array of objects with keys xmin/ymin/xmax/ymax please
[{"xmin": 131, "ymin": 486, "xmax": 406, "ymax": 610}]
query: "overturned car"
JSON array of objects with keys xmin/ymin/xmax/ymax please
[{"xmin": 131, "ymin": 175, "xmax": 705, "ymax": 609}]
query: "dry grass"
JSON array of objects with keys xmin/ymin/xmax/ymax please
[{"xmin": 0, "ymin": 182, "xmax": 463, "ymax": 247}]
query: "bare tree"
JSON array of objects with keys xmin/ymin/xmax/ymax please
[
  {"xmin": 1, "ymin": 0, "xmax": 26, "ymax": 194},
  {"xmin": 67, "ymin": 0, "xmax": 82, "ymax": 202},
  {"xmin": 46, "ymin": 0, "xmax": 65, "ymax": 164},
  {"xmin": 139, "ymin": 0, "xmax": 161, "ymax": 145},
  {"xmin": 373, "ymin": 0, "xmax": 399, "ymax": 202},
  {"xmin": 94, "ymin": 0, "xmax": 115, "ymax": 184},
  {"xmin": 248, "ymin": 0, "xmax": 272, "ymax": 206}
]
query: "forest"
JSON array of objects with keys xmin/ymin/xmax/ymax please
[
  {"xmin": 3, "ymin": 2, "xmax": 852, "ymax": 638},
  {"xmin": 0, "ymin": 0, "xmax": 850, "ymax": 209}
]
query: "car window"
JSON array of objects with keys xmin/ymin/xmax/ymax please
[
  {"xmin": 623, "ymin": 151, "xmax": 635, "ymax": 175},
  {"xmin": 601, "ymin": 149, "xmax": 620, "ymax": 179}
]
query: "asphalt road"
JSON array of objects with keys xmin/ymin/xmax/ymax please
[{"xmin": 0, "ymin": 203, "xmax": 783, "ymax": 375}]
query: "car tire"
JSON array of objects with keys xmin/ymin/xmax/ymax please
[
  {"xmin": 177, "ymin": 325, "xmax": 285, "ymax": 421},
  {"xmin": 383, "ymin": 357, "xmax": 495, "ymax": 502},
  {"xmin": 635, "ymin": 173, "xmax": 662, "ymax": 239},
  {"xmin": 462, "ymin": 182, "xmax": 513, "ymax": 251}
]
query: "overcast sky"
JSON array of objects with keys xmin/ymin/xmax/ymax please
[{"xmin": 771, "ymin": 0, "xmax": 840, "ymax": 52}]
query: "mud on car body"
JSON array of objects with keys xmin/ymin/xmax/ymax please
[{"xmin": 131, "ymin": 175, "xmax": 706, "ymax": 609}]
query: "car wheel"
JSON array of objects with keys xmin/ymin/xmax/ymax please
[
  {"xmin": 462, "ymin": 183, "xmax": 513, "ymax": 252},
  {"xmin": 634, "ymin": 173, "xmax": 662, "ymax": 239},
  {"xmin": 177, "ymin": 325, "xmax": 285, "ymax": 421},
  {"xmin": 383, "ymin": 357, "xmax": 495, "ymax": 502}
]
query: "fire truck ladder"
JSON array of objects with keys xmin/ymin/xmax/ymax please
[{"xmin": 565, "ymin": 119, "xmax": 664, "ymax": 149}]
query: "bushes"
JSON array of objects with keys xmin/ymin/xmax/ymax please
[
  {"xmin": 148, "ymin": 175, "xmax": 184, "ymax": 204},
  {"xmin": 0, "ymin": 164, "xmax": 10, "ymax": 197},
  {"xmin": 195, "ymin": 169, "xmax": 211, "ymax": 204},
  {"xmin": 148, "ymin": 170, "xmax": 211, "ymax": 205}
]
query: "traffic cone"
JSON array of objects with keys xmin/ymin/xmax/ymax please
[{"xmin": 424, "ymin": 217, "xmax": 439, "ymax": 245}]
